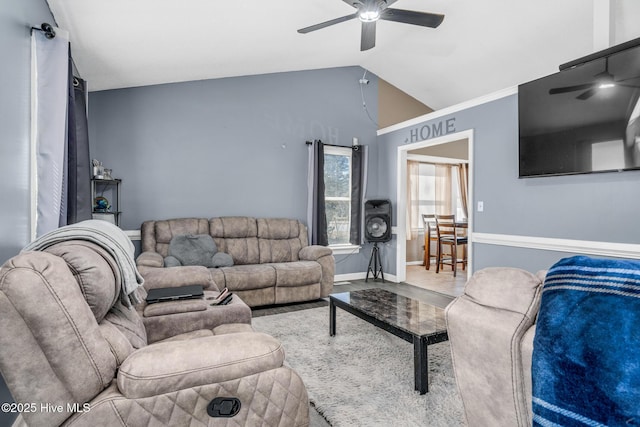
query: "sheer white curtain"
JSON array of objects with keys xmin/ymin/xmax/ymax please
[
  {"xmin": 435, "ymin": 164, "xmax": 453, "ymax": 215},
  {"xmin": 31, "ymin": 26, "xmax": 70, "ymax": 238},
  {"xmin": 457, "ymin": 163, "xmax": 469, "ymax": 219},
  {"xmin": 406, "ymin": 160, "xmax": 420, "ymax": 240}
]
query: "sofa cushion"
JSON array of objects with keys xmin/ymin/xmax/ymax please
[
  {"xmin": 210, "ymin": 264, "xmax": 276, "ymax": 291},
  {"xmin": 259, "ymin": 238, "xmax": 303, "ymax": 263},
  {"xmin": 214, "ymin": 237, "xmax": 260, "ymax": 265},
  {"xmin": 117, "ymin": 332, "xmax": 284, "ymax": 399},
  {"xmin": 168, "ymin": 234, "xmax": 217, "ymax": 267},
  {"xmin": 257, "ymin": 218, "xmax": 301, "ymax": 239},
  {"xmin": 43, "ymin": 241, "xmax": 120, "ymax": 322},
  {"xmin": 209, "ymin": 217, "xmax": 257, "ymax": 238},
  {"xmin": 148, "ymin": 218, "xmax": 210, "ymax": 257},
  {"xmin": 270, "ymin": 261, "xmax": 322, "ymax": 287},
  {"xmin": 212, "ymin": 252, "xmax": 234, "ymax": 268},
  {"xmin": 143, "ymin": 298, "xmax": 207, "ymax": 318}
]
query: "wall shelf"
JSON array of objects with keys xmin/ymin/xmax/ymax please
[{"xmin": 91, "ymin": 178, "xmax": 121, "ymax": 226}]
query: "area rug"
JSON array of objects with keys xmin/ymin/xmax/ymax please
[{"xmin": 252, "ymin": 307, "xmax": 466, "ymax": 427}]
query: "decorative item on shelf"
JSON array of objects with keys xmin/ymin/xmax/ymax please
[
  {"xmin": 93, "ymin": 196, "xmax": 111, "ymax": 212},
  {"xmin": 92, "ymin": 159, "xmax": 104, "ymax": 179},
  {"xmin": 103, "ymin": 168, "xmax": 113, "ymax": 180}
]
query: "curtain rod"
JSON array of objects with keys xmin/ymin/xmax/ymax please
[
  {"xmin": 31, "ymin": 23, "xmax": 56, "ymax": 39},
  {"xmin": 305, "ymin": 140, "xmax": 361, "ymax": 150}
]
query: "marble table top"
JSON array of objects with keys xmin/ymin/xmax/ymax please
[{"xmin": 329, "ymin": 288, "xmax": 447, "ymax": 338}]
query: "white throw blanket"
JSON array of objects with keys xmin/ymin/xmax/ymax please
[{"xmin": 22, "ymin": 220, "xmax": 144, "ymax": 307}]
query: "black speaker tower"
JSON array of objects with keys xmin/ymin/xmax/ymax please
[{"xmin": 364, "ymin": 199, "xmax": 391, "ymax": 282}]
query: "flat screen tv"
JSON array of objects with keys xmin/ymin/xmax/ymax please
[{"xmin": 518, "ymin": 38, "xmax": 640, "ymax": 178}]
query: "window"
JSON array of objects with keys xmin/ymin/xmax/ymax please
[
  {"xmin": 410, "ymin": 162, "xmax": 466, "ymax": 230},
  {"xmin": 324, "ymin": 146, "xmax": 352, "ymax": 246}
]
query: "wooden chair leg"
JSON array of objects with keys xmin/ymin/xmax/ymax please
[
  {"xmin": 462, "ymin": 244, "xmax": 467, "ymax": 271},
  {"xmin": 425, "ymin": 235, "xmax": 431, "ymax": 270},
  {"xmin": 423, "ymin": 244, "xmax": 427, "ymax": 268},
  {"xmin": 452, "ymin": 242, "xmax": 457, "ymax": 277},
  {"xmin": 436, "ymin": 241, "xmax": 441, "ymax": 273}
]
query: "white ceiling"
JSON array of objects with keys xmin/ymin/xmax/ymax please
[{"xmin": 48, "ymin": 0, "xmax": 640, "ymax": 110}]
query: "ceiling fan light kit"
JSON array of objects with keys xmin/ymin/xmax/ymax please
[
  {"xmin": 297, "ymin": 0, "xmax": 444, "ymax": 51},
  {"xmin": 359, "ymin": 10, "xmax": 380, "ymax": 22}
]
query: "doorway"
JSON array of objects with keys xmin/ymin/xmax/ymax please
[{"xmin": 395, "ymin": 129, "xmax": 474, "ymax": 295}]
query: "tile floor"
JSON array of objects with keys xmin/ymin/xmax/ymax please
[{"xmin": 405, "ymin": 263, "xmax": 468, "ymax": 297}]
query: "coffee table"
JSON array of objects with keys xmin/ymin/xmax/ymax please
[{"xmin": 329, "ymin": 288, "xmax": 448, "ymax": 394}]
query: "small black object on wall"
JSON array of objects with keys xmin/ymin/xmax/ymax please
[{"xmin": 364, "ymin": 199, "xmax": 392, "ymax": 243}]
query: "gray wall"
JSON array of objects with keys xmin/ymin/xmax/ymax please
[
  {"xmin": 0, "ymin": 0, "xmax": 55, "ymax": 422},
  {"xmin": 378, "ymin": 93, "xmax": 640, "ymax": 274},
  {"xmin": 89, "ymin": 66, "xmax": 380, "ymax": 274},
  {"xmin": 0, "ymin": 0, "xmax": 54, "ymax": 263}
]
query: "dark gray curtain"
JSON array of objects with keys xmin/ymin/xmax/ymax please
[
  {"xmin": 309, "ymin": 140, "xmax": 328, "ymax": 246},
  {"xmin": 64, "ymin": 52, "xmax": 91, "ymax": 225},
  {"xmin": 349, "ymin": 146, "xmax": 365, "ymax": 245}
]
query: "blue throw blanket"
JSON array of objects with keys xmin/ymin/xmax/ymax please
[{"xmin": 532, "ymin": 256, "xmax": 640, "ymax": 427}]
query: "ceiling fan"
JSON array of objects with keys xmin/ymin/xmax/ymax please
[
  {"xmin": 297, "ymin": 0, "xmax": 444, "ymax": 51},
  {"xmin": 549, "ymin": 57, "xmax": 640, "ymax": 100}
]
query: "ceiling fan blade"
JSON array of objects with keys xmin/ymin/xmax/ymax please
[
  {"xmin": 361, "ymin": 21, "xmax": 376, "ymax": 51},
  {"xmin": 380, "ymin": 8, "xmax": 444, "ymax": 28},
  {"xmin": 577, "ymin": 88, "xmax": 598, "ymax": 100},
  {"xmin": 548, "ymin": 83, "xmax": 596, "ymax": 95},
  {"xmin": 297, "ymin": 12, "xmax": 358, "ymax": 34},
  {"xmin": 616, "ymin": 75, "xmax": 640, "ymax": 83}
]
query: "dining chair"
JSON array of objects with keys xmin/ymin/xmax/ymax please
[
  {"xmin": 422, "ymin": 214, "xmax": 438, "ymax": 270},
  {"xmin": 435, "ymin": 214, "xmax": 468, "ymax": 277}
]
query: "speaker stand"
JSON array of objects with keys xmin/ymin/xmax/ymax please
[{"xmin": 365, "ymin": 242, "xmax": 385, "ymax": 283}]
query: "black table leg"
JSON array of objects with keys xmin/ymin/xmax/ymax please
[
  {"xmin": 414, "ymin": 335, "xmax": 428, "ymax": 394},
  {"xmin": 330, "ymin": 300, "xmax": 336, "ymax": 336}
]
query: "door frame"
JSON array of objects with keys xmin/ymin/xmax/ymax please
[{"xmin": 395, "ymin": 129, "xmax": 475, "ymax": 283}]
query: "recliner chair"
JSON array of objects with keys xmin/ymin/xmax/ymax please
[{"xmin": 0, "ymin": 237, "xmax": 309, "ymax": 426}]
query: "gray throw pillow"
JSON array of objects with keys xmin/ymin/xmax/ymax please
[
  {"xmin": 163, "ymin": 255, "xmax": 182, "ymax": 267},
  {"xmin": 211, "ymin": 252, "xmax": 234, "ymax": 268},
  {"xmin": 167, "ymin": 234, "xmax": 218, "ymax": 267}
]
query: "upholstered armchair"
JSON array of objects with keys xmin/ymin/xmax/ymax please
[{"xmin": 0, "ymin": 232, "xmax": 309, "ymax": 426}]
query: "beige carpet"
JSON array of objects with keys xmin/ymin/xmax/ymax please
[{"xmin": 252, "ymin": 307, "xmax": 466, "ymax": 427}]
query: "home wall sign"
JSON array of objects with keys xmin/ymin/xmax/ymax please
[{"xmin": 405, "ymin": 117, "xmax": 456, "ymax": 143}]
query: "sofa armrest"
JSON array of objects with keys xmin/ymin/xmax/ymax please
[
  {"xmin": 462, "ymin": 267, "xmax": 543, "ymax": 314},
  {"xmin": 117, "ymin": 332, "xmax": 284, "ymax": 399},
  {"xmin": 445, "ymin": 267, "xmax": 542, "ymax": 426},
  {"xmin": 137, "ymin": 265, "xmax": 218, "ymax": 291},
  {"xmin": 298, "ymin": 245, "xmax": 332, "ymax": 261},
  {"xmin": 299, "ymin": 245, "xmax": 334, "ymax": 298},
  {"xmin": 136, "ymin": 251, "xmax": 164, "ymax": 268}
]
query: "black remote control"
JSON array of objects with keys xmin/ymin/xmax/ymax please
[{"xmin": 220, "ymin": 293, "xmax": 233, "ymax": 305}]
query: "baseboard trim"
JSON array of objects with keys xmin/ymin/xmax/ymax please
[
  {"xmin": 125, "ymin": 229, "xmax": 141, "ymax": 241},
  {"xmin": 472, "ymin": 232, "xmax": 640, "ymax": 260}
]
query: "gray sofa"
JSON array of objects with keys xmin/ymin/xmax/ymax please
[
  {"xmin": 137, "ymin": 217, "xmax": 335, "ymax": 307},
  {"xmin": 0, "ymin": 227, "xmax": 310, "ymax": 426},
  {"xmin": 445, "ymin": 267, "xmax": 545, "ymax": 427}
]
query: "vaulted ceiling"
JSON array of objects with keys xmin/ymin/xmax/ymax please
[{"xmin": 48, "ymin": 0, "xmax": 640, "ymax": 110}]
